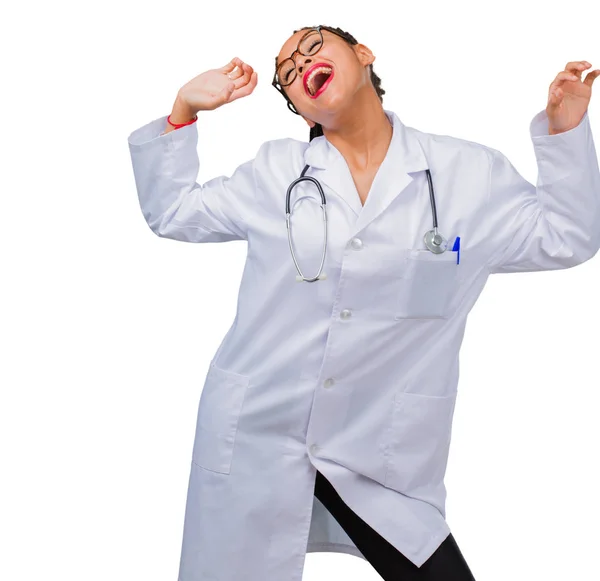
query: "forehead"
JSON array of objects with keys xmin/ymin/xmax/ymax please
[{"xmin": 276, "ymin": 29, "xmax": 340, "ymax": 65}]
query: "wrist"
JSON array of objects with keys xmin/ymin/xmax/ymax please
[{"xmin": 170, "ymin": 95, "xmax": 197, "ymax": 124}]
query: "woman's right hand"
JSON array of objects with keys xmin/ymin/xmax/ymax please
[{"xmin": 176, "ymin": 57, "xmax": 258, "ymax": 114}]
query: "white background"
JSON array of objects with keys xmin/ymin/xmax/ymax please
[{"xmin": 2, "ymin": 1, "xmax": 599, "ymax": 580}]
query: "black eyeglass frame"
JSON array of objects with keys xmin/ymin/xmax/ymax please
[{"xmin": 271, "ymin": 25, "xmax": 348, "ymax": 115}]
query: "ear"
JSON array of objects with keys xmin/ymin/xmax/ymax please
[
  {"xmin": 354, "ymin": 43, "xmax": 375, "ymax": 67},
  {"xmin": 301, "ymin": 115, "xmax": 316, "ymax": 128}
]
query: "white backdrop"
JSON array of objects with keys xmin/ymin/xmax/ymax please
[{"xmin": 1, "ymin": 1, "xmax": 599, "ymax": 580}]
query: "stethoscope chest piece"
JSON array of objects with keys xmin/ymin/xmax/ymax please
[{"xmin": 423, "ymin": 228, "xmax": 448, "ymax": 254}]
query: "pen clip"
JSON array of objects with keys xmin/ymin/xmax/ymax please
[{"xmin": 451, "ymin": 236, "xmax": 461, "ymax": 265}]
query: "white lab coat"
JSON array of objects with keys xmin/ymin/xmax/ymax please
[{"xmin": 127, "ymin": 107, "xmax": 600, "ymax": 581}]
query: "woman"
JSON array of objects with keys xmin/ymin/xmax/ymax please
[{"xmin": 127, "ymin": 24, "xmax": 599, "ymax": 581}]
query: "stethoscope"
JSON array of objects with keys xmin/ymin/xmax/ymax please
[{"xmin": 285, "ymin": 164, "xmax": 448, "ymax": 283}]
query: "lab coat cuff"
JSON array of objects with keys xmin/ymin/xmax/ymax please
[
  {"xmin": 127, "ymin": 114, "xmax": 198, "ymax": 149},
  {"xmin": 527, "ymin": 106, "xmax": 600, "ymax": 263},
  {"xmin": 529, "ymin": 108, "xmax": 595, "ymax": 183},
  {"xmin": 529, "ymin": 108, "xmax": 590, "ymax": 140}
]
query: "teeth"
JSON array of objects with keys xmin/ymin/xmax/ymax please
[{"xmin": 307, "ymin": 66, "xmax": 332, "ymax": 96}]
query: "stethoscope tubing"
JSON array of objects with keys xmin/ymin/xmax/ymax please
[
  {"xmin": 285, "ymin": 167, "xmax": 328, "ymax": 282},
  {"xmin": 286, "ymin": 164, "xmax": 446, "ymax": 282}
]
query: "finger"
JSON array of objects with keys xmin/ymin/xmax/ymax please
[
  {"xmin": 548, "ymin": 86, "xmax": 563, "ymax": 108},
  {"xmin": 565, "ymin": 61, "xmax": 591, "ymax": 78},
  {"xmin": 221, "ymin": 82, "xmax": 236, "ymax": 99},
  {"xmin": 584, "ymin": 69, "xmax": 600, "ymax": 88},
  {"xmin": 227, "ymin": 66, "xmax": 245, "ymax": 81},
  {"xmin": 220, "ymin": 57, "xmax": 242, "ymax": 74},
  {"xmin": 550, "ymin": 70, "xmax": 579, "ymax": 90},
  {"xmin": 235, "ymin": 62, "xmax": 253, "ymax": 83},
  {"xmin": 229, "ymin": 71, "xmax": 258, "ymax": 101},
  {"xmin": 234, "ymin": 71, "xmax": 258, "ymax": 97},
  {"xmin": 228, "ymin": 66, "xmax": 252, "ymax": 91},
  {"xmin": 227, "ymin": 60, "xmax": 254, "ymax": 85},
  {"xmin": 229, "ymin": 62, "xmax": 255, "ymax": 89}
]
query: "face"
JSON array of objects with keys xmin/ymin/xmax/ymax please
[{"xmin": 275, "ymin": 28, "xmax": 376, "ymax": 128}]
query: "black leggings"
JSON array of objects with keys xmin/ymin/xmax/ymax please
[{"xmin": 313, "ymin": 469, "xmax": 476, "ymax": 580}]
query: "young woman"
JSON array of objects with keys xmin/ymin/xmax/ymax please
[{"xmin": 128, "ymin": 24, "xmax": 599, "ymax": 581}]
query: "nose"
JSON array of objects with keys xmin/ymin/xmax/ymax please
[{"xmin": 296, "ymin": 55, "xmax": 314, "ymax": 76}]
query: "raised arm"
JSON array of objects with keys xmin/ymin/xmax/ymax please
[
  {"xmin": 486, "ymin": 109, "xmax": 600, "ymax": 274},
  {"xmin": 486, "ymin": 62, "xmax": 600, "ymax": 274},
  {"xmin": 127, "ymin": 57, "xmax": 259, "ymax": 243}
]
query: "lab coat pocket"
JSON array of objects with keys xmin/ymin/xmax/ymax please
[
  {"xmin": 192, "ymin": 362, "xmax": 250, "ymax": 474},
  {"xmin": 395, "ymin": 249, "xmax": 459, "ymax": 320},
  {"xmin": 384, "ymin": 390, "xmax": 457, "ymax": 495}
]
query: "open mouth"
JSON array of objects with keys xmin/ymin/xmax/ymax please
[{"xmin": 304, "ymin": 63, "xmax": 334, "ymax": 98}]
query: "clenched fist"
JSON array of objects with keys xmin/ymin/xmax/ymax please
[{"xmin": 177, "ymin": 57, "xmax": 258, "ymax": 114}]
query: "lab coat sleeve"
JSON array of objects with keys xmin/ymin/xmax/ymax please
[
  {"xmin": 127, "ymin": 114, "xmax": 260, "ymax": 242},
  {"xmin": 486, "ymin": 108, "xmax": 600, "ymax": 274}
]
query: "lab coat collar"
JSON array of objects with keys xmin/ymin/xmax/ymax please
[{"xmin": 303, "ymin": 109, "xmax": 429, "ymax": 235}]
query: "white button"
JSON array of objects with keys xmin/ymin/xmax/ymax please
[
  {"xmin": 340, "ymin": 309, "xmax": 352, "ymax": 320},
  {"xmin": 310, "ymin": 444, "xmax": 320, "ymax": 454},
  {"xmin": 350, "ymin": 237, "xmax": 363, "ymax": 250},
  {"xmin": 323, "ymin": 378, "xmax": 335, "ymax": 388}
]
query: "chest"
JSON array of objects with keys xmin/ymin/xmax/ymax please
[{"xmin": 348, "ymin": 165, "xmax": 380, "ymax": 207}]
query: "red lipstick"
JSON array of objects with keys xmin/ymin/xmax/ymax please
[{"xmin": 303, "ymin": 62, "xmax": 335, "ymax": 98}]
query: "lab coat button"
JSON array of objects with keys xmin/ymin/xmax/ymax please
[
  {"xmin": 310, "ymin": 444, "xmax": 320, "ymax": 455},
  {"xmin": 323, "ymin": 378, "xmax": 335, "ymax": 388},
  {"xmin": 350, "ymin": 237, "xmax": 363, "ymax": 250},
  {"xmin": 340, "ymin": 309, "xmax": 352, "ymax": 320}
]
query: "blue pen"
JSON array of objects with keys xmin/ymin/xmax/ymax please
[{"xmin": 452, "ymin": 236, "xmax": 460, "ymax": 264}]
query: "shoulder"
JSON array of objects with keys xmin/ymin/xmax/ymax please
[
  {"xmin": 408, "ymin": 125, "xmax": 495, "ymax": 168},
  {"xmin": 252, "ymin": 136, "xmax": 311, "ymax": 175},
  {"xmin": 255, "ymin": 136, "xmax": 307, "ymax": 157}
]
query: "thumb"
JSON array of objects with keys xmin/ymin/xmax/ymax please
[
  {"xmin": 222, "ymin": 81, "xmax": 235, "ymax": 98},
  {"xmin": 549, "ymin": 87, "xmax": 562, "ymax": 108}
]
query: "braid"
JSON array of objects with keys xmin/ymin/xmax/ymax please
[{"xmin": 274, "ymin": 25, "xmax": 386, "ymax": 142}]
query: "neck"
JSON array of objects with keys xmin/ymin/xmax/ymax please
[{"xmin": 320, "ymin": 93, "xmax": 393, "ymax": 171}]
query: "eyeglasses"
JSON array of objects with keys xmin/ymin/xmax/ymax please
[{"xmin": 272, "ymin": 26, "xmax": 348, "ymax": 114}]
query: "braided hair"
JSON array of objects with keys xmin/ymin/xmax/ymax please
[{"xmin": 274, "ymin": 25, "xmax": 386, "ymax": 142}]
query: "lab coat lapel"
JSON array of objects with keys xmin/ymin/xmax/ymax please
[
  {"xmin": 356, "ymin": 110, "xmax": 429, "ymax": 235},
  {"xmin": 303, "ymin": 109, "xmax": 429, "ymax": 237},
  {"xmin": 303, "ymin": 136, "xmax": 364, "ymax": 217}
]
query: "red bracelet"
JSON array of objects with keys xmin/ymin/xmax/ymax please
[{"xmin": 167, "ymin": 113, "xmax": 198, "ymax": 128}]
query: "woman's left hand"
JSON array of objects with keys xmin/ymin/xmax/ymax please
[{"xmin": 546, "ymin": 61, "xmax": 600, "ymax": 134}]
